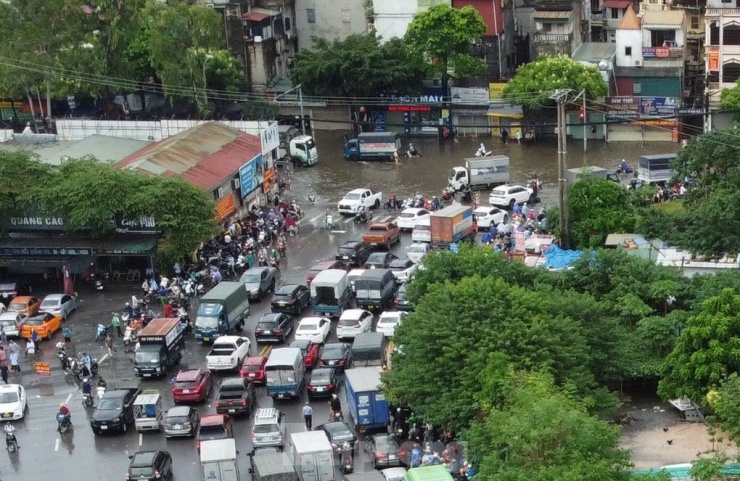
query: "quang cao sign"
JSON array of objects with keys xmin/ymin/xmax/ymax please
[
  {"xmin": 239, "ymin": 154, "xmax": 264, "ymax": 198},
  {"xmin": 4, "ymin": 214, "xmax": 66, "ymax": 232},
  {"xmin": 606, "ymin": 97, "xmax": 640, "ymax": 121},
  {"xmin": 450, "ymin": 87, "xmax": 489, "ymax": 105}
]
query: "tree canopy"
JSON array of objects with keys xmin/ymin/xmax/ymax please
[
  {"xmin": 0, "ymin": 151, "xmax": 218, "ymax": 265},
  {"xmin": 404, "ymin": 4, "xmax": 487, "ymax": 95},
  {"xmin": 567, "ymin": 178, "xmax": 638, "ymax": 248},
  {"xmin": 290, "ymin": 34, "xmax": 425, "ymax": 97},
  {"xmin": 503, "ymin": 55, "xmax": 608, "ymax": 107}
]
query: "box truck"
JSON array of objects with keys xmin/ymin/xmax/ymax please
[
  {"xmin": 195, "ymin": 282, "xmax": 251, "ymax": 342},
  {"xmin": 200, "ymin": 438, "xmax": 240, "ymax": 481},
  {"xmin": 134, "ymin": 318, "xmax": 184, "ymax": 377},
  {"xmin": 448, "ymin": 156, "xmax": 510, "ymax": 191},
  {"xmin": 344, "ymin": 132, "xmax": 401, "ymax": 162},
  {"xmin": 289, "ymin": 431, "xmax": 334, "ymax": 481},
  {"xmin": 430, "ymin": 204, "xmax": 475, "ymax": 249},
  {"xmin": 344, "ymin": 367, "xmax": 389, "ymax": 433}
]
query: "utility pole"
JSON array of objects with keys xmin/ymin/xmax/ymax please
[
  {"xmin": 572, "ymin": 89, "xmax": 587, "ymax": 152},
  {"xmin": 276, "ymin": 84, "xmax": 306, "ymax": 135},
  {"xmin": 550, "ymin": 89, "xmax": 571, "ymax": 249}
]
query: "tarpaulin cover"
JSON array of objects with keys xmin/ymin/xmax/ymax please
[{"xmin": 543, "ymin": 245, "xmax": 584, "ymax": 270}]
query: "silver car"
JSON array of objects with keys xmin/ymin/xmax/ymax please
[
  {"xmin": 240, "ymin": 267, "xmax": 278, "ymax": 301},
  {"xmin": 40, "ymin": 294, "xmax": 78, "ymax": 321},
  {"xmin": 252, "ymin": 408, "xmax": 285, "ymax": 449},
  {"xmin": 164, "ymin": 406, "xmax": 199, "ymax": 438}
]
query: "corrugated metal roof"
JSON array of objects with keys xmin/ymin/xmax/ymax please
[
  {"xmin": 117, "ymin": 122, "xmax": 262, "ymax": 190},
  {"xmin": 642, "ymin": 10, "xmax": 685, "ymax": 26},
  {"xmin": 534, "ymin": 10, "xmax": 571, "ymax": 19}
]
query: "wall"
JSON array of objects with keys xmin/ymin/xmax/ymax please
[
  {"xmin": 279, "ymin": 105, "xmax": 352, "ymax": 130},
  {"xmin": 616, "ymin": 29, "xmax": 643, "ymax": 67},
  {"xmin": 295, "ymin": 0, "xmax": 367, "ymax": 50},
  {"xmin": 373, "ymin": 0, "xmax": 418, "ymax": 40},
  {"xmin": 247, "ymin": 38, "xmax": 279, "ymax": 91}
]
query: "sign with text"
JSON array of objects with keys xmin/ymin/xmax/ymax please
[
  {"xmin": 259, "ymin": 122, "xmax": 280, "ymax": 154},
  {"xmin": 450, "ymin": 87, "xmax": 489, "ymax": 105},
  {"xmin": 35, "ymin": 362, "xmax": 51, "ymax": 376},
  {"xmin": 4, "ymin": 213, "xmax": 66, "ymax": 232},
  {"xmin": 215, "ymin": 194, "xmax": 236, "ymax": 221},
  {"xmin": 606, "ymin": 97, "xmax": 640, "ymax": 120},
  {"xmin": 0, "ymin": 246, "xmax": 92, "ymax": 257},
  {"xmin": 112, "ymin": 215, "xmax": 158, "ymax": 234},
  {"xmin": 239, "ymin": 154, "xmax": 264, "ymax": 198},
  {"xmin": 489, "ymin": 83, "xmax": 507, "ymax": 101},
  {"xmin": 709, "ymin": 49, "xmax": 719, "ymax": 71},
  {"xmin": 640, "ymin": 97, "xmax": 677, "ymax": 117}
]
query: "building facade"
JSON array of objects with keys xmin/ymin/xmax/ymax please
[
  {"xmin": 372, "ymin": 0, "xmax": 451, "ymax": 41},
  {"xmin": 294, "ymin": 0, "xmax": 368, "ymax": 50}
]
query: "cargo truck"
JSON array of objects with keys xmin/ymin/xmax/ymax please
[
  {"xmin": 201, "ymin": 438, "xmax": 241, "ymax": 481},
  {"xmin": 430, "ymin": 204, "xmax": 475, "ymax": 249},
  {"xmin": 344, "ymin": 367, "xmax": 389, "ymax": 433},
  {"xmin": 265, "ymin": 348, "xmax": 306, "ymax": 400},
  {"xmin": 344, "ymin": 132, "xmax": 401, "ymax": 162},
  {"xmin": 249, "ymin": 450, "xmax": 298, "ymax": 481},
  {"xmin": 134, "ymin": 318, "xmax": 185, "ymax": 378},
  {"xmin": 289, "ymin": 431, "xmax": 334, "ymax": 481},
  {"xmin": 310, "ymin": 269, "xmax": 351, "ymax": 318},
  {"xmin": 637, "ymin": 153, "xmax": 677, "ymax": 184},
  {"xmin": 195, "ymin": 282, "xmax": 251, "ymax": 343},
  {"xmin": 277, "ymin": 125, "xmax": 318, "ymax": 167},
  {"xmin": 448, "ymin": 156, "xmax": 510, "ymax": 191}
]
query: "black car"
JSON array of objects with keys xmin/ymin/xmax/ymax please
[
  {"xmin": 127, "ymin": 451, "xmax": 173, "ymax": 481},
  {"xmin": 364, "ymin": 252, "xmax": 398, "ymax": 269},
  {"xmin": 315, "ymin": 421, "xmax": 357, "ymax": 453},
  {"xmin": 319, "ymin": 343, "xmax": 352, "ymax": 371},
  {"xmin": 307, "ymin": 368, "xmax": 341, "ymax": 399},
  {"xmin": 255, "ymin": 313, "xmax": 295, "ymax": 343},
  {"xmin": 366, "ymin": 434, "xmax": 406, "ymax": 469},
  {"xmin": 215, "ymin": 378, "xmax": 256, "ymax": 416},
  {"xmin": 395, "ymin": 284, "xmax": 414, "ymax": 312},
  {"xmin": 90, "ymin": 388, "xmax": 140, "ymax": 434},
  {"xmin": 0, "ymin": 279, "xmax": 32, "ymax": 306},
  {"xmin": 336, "ymin": 241, "xmax": 373, "ymax": 266},
  {"xmin": 271, "ymin": 284, "xmax": 311, "ymax": 315}
]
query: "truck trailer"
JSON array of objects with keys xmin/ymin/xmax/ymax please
[
  {"xmin": 344, "ymin": 367, "xmax": 389, "ymax": 433},
  {"xmin": 430, "ymin": 204, "xmax": 475, "ymax": 249}
]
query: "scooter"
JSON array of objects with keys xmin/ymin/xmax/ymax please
[
  {"xmin": 353, "ymin": 209, "xmax": 372, "ymax": 225},
  {"xmin": 404, "ymin": 148, "xmax": 422, "ymax": 158},
  {"xmin": 308, "ymin": 187, "xmax": 316, "ymax": 203},
  {"xmin": 475, "ymin": 147, "xmax": 492, "ymax": 157},
  {"xmin": 277, "ymin": 240, "xmax": 286, "ymax": 257},
  {"xmin": 70, "ymin": 356, "xmax": 99, "ymax": 380},
  {"xmin": 95, "ymin": 323, "xmax": 110, "ymax": 341},
  {"xmin": 289, "ymin": 200, "xmax": 304, "ymax": 219},
  {"xmin": 123, "ymin": 325, "xmax": 138, "ymax": 346},
  {"xmin": 5, "ymin": 431, "xmax": 17, "ymax": 453},
  {"xmin": 441, "ymin": 187, "xmax": 456, "ymax": 201},
  {"xmin": 56, "ymin": 342, "xmax": 69, "ymax": 370},
  {"xmin": 90, "ymin": 273, "xmax": 104, "ymax": 291},
  {"xmin": 341, "ymin": 442, "xmax": 354, "ymax": 474},
  {"xmin": 325, "ymin": 214, "xmax": 336, "ymax": 230},
  {"xmin": 617, "ymin": 160, "xmax": 633, "ymax": 174},
  {"xmin": 57, "ymin": 413, "xmax": 72, "ymax": 434},
  {"xmin": 82, "ymin": 391, "xmax": 94, "ymax": 408}
]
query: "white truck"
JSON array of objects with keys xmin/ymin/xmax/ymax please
[
  {"xmin": 337, "ymin": 188, "xmax": 383, "ymax": 215},
  {"xmin": 201, "ymin": 438, "xmax": 240, "ymax": 481},
  {"xmin": 206, "ymin": 336, "xmax": 251, "ymax": 371},
  {"xmin": 448, "ymin": 156, "xmax": 510, "ymax": 191},
  {"xmin": 289, "ymin": 431, "xmax": 334, "ymax": 481},
  {"xmin": 277, "ymin": 125, "xmax": 318, "ymax": 167}
]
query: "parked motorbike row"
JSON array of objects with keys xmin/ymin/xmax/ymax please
[{"xmin": 383, "ymin": 192, "xmax": 446, "ymax": 211}]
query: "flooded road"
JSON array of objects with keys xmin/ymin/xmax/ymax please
[{"xmin": 301, "ymin": 130, "xmax": 680, "ymax": 208}]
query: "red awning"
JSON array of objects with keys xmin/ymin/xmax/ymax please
[
  {"xmin": 602, "ymin": 0, "xmax": 633, "ymax": 9},
  {"xmin": 243, "ymin": 11, "xmax": 269, "ymax": 22}
]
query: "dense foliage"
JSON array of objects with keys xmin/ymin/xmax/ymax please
[
  {"xmin": 568, "ymin": 177, "xmax": 638, "ymax": 248},
  {"xmin": 0, "ymin": 151, "xmax": 218, "ymax": 265}
]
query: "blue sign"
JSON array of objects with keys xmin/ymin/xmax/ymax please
[
  {"xmin": 239, "ymin": 154, "xmax": 263, "ymax": 197},
  {"xmin": 640, "ymin": 97, "xmax": 677, "ymax": 117}
]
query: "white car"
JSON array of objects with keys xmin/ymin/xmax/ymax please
[
  {"xmin": 488, "ymin": 184, "xmax": 534, "ymax": 209},
  {"xmin": 406, "ymin": 243, "xmax": 430, "ymax": 264},
  {"xmin": 389, "ymin": 259, "xmax": 418, "ymax": 284},
  {"xmin": 395, "ymin": 208, "xmax": 430, "ymax": 231},
  {"xmin": 336, "ymin": 309, "xmax": 373, "ymax": 340},
  {"xmin": 376, "ymin": 312, "xmax": 407, "ymax": 337},
  {"xmin": 205, "ymin": 336, "xmax": 251, "ymax": 371},
  {"xmin": 39, "ymin": 293, "xmax": 78, "ymax": 321},
  {"xmin": 295, "ymin": 317, "xmax": 331, "ymax": 344},
  {"xmin": 0, "ymin": 384, "xmax": 27, "ymax": 420},
  {"xmin": 337, "ymin": 189, "xmax": 383, "ymax": 215},
  {"xmin": 474, "ymin": 206, "xmax": 509, "ymax": 229},
  {"xmin": 0, "ymin": 312, "xmax": 25, "ymax": 338}
]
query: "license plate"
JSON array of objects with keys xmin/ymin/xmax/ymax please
[
  {"xmin": 389, "ymin": 455, "xmax": 396, "ymax": 460},
  {"xmin": 277, "ymin": 393, "xmax": 286, "ymax": 399},
  {"xmin": 183, "ymin": 389, "xmax": 190, "ymax": 394},
  {"xmin": 342, "ymin": 256, "xmax": 349, "ymax": 260},
  {"xmin": 101, "ymin": 425, "xmax": 108, "ymax": 430},
  {"xmin": 315, "ymin": 387, "xmax": 325, "ymax": 392},
  {"xmin": 248, "ymin": 373, "xmax": 255, "ymax": 377},
  {"xmin": 2, "ymin": 413, "xmax": 11, "ymax": 418},
  {"xmin": 144, "ymin": 374, "xmax": 152, "ymax": 378},
  {"xmin": 229, "ymin": 409, "xmax": 235, "ymax": 413},
  {"xmin": 279, "ymin": 302, "xmax": 286, "ymax": 306},
  {"xmin": 175, "ymin": 424, "xmax": 182, "ymax": 429},
  {"xmin": 368, "ymin": 305, "xmax": 374, "ymax": 309},
  {"xmin": 329, "ymin": 361, "xmax": 336, "ymax": 365},
  {"xmin": 204, "ymin": 338, "xmax": 210, "ymax": 342}
]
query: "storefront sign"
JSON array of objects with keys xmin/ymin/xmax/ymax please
[
  {"xmin": 112, "ymin": 215, "xmax": 158, "ymax": 234},
  {"xmin": 450, "ymin": 87, "xmax": 489, "ymax": 105},
  {"xmin": 709, "ymin": 49, "xmax": 719, "ymax": 72},
  {"xmin": 5, "ymin": 214, "xmax": 66, "ymax": 231},
  {"xmin": 441, "ymin": 109, "xmax": 449, "ymax": 120},
  {"xmin": 259, "ymin": 122, "xmax": 280, "ymax": 153},
  {"xmin": 35, "ymin": 362, "xmax": 51, "ymax": 376},
  {"xmin": 606, "ymin": 96, "xmax": 640, "ymax": 120},
  {"xmin": 388, "ymin": 105, "xmax": 431, "ymax": 112},
  {"xmin": 489, "ymin": 83, "xmax": 507, "ymax": 101},
  {"xmin": 215, "ymin": 194, "xmax": 236, "ymax": 221},
  {"xmin": 640, "ymin": 97, "xmax": 677, "ymax": 117},
  {"xmin": 0, "ymin": 246, "xmax": 92, "ymax": 257},
  {"xmin": 263, "ymin": 166, "xmax": 276, "ymax": 193},
  {"xmin": 380, "ymin": 94, "xmax": 444, "ymax": 104},
  {"xmin": 239, "ymin": 154, "xmax": 264, "ymax": 197}
]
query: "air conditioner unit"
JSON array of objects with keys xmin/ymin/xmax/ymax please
[
  {"xmin": 635, "ymin": 60, "xmax": 642, "ymax": 66},
  {"xmin": 232, "ymin": 178, "xmax": 241, "ymax": 190},
  {"xmin": 206, "ymin": 3, "xmax": 214, "ymax": 8}
]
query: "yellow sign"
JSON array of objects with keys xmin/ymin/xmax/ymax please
[
  {"xmin": 35, "ymin": 362, "xmax": 51, "ymax": 376},
  {"xmin": 489, "ymin": 83, "xmax": 507, "ymax": 100},
  {"xmin": 441, "ymin": 109, "xmax": 449, "ymax": 120}
]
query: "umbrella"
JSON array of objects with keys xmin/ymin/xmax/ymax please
[
  {"xmin": 399, "ymin": 441, "xmax": 423, "ymax": 468},
  {"xmin": 62, "ymin": 265, "xmax": 75, "ymax": 297}
]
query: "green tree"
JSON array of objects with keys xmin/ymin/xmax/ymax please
[
  {"xmin": 568, "ymin": 178, "xmax": 638, "ymax": 248},
  {"xmin": 290, "ymin": 34, "xmax": 425, "ymax": 97},
  {"xmin": 712, "ymin": 375, "xmax": 740, "ymax": 444},
  {"xmin": 241, "ymin": 99, "xmax": 280, "ymax": 120},
  {"xmin": 404, "ymin": 4, "xmax": 487, "ymax": 96},
  {"xmin": 465, "ymin": 373, "xmax": 631, "ymax": 481},
  {"xmin": 658, "ymin": 289, "xmax": 740, "ymax": 403},
  {"xmin": 503, "ymin": 55, "xmax": 608, "ymax": 107},
  {"xmin": 720, "ymin": 80, "xmax": 740, "ymax": 114}
]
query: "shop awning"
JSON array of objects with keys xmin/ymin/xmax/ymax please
[
  {"xmin": 0, "ymin": 234, "xmax": 158, "ymax": 258},
  {"xmin": 487, "ymin": 104, "xmax": 524, "ymax": 119},
  {"xmin": 242, "ymin": 8, "xmax": 280, "ymax": 22}
]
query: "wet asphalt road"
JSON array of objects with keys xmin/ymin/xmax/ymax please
[{"xmin": 0, "ymin": 133, "xmax": 680, "ymax": 481}]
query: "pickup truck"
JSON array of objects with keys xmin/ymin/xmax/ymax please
[
  {"xmin": 215, "ymin": 377, "xmax": 256, "ymax": 416},
  {"xmin": 90, "ymin": 387, "xmax": 141, "ymax": 434},
  {"xmin": 362, "ymin": 223, "xmax": 401, "ymax": 250},
  {"xmin": 206, "ymin": 336, "xmax": 252, "ymax": 371},
  {"xmin": 338, "ymin": 189, "xmax": 382, "ymax": 215}
]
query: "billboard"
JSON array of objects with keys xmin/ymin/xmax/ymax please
[
  {"xmin": 605, "ymin": 97, "xmax": 640, "ymax": 120},
  {"xmin": 640, "ymin": 97, "xmax": 678, "ymax": 117},
  {"xmin": 239, "ymin": 154, "xmax": 264, "ymax": 198}
]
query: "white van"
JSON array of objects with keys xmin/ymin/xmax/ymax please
[{"xmin": 411, "ymin": 218, "xmax": 431, "ymax": 243}]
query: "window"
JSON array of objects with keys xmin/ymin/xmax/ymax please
[
  {"xmin": 625, "ymin": 46, "xmax": 632, "ymax": 56},
  {"xmin": 650, "ymin": 29, "xmax": 675, "ymax": 47},
  {"xmin": 342, "ymin": 9, "xmax": 351, "ymax": 23},
  {"xmin": 284, "ymin": 17, "xmax": 291, "ymax": 31},
  {"xmin": 725, "ymin": 61, "xmax": 740, "ymax": 83},
  {"xmin": 710, "ymin": 23, "xmax": 719, "ymax": 45},
  {"xmin": 691, "ymin": 16, "xmax": 699, "ymax": 30},
  {"xmin": 633, "ymin": 82, "xmax": 641, "ymax": 94},
  {"xmin": 306, "ymin": 8, "xmax": 315, "ymax": 23},
  {"xmin": 724, "ymin": 25, "xmax": 740, "ymax": 45},
  {"xmin": 611, "ymin": 8, "xmax": 619, "ymax": 19}
]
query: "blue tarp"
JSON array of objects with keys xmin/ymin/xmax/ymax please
[{"xmin": 543, "ymin": 245, "xmax": 584, "ymax": 270}]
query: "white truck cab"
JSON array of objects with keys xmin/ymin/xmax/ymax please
[
  {"xmin": 278, "ymin": 125, "xmax": 318, "ymax": 167},
  {"xmin": 337, "ymin": 189, "xmax": 382, "ymax": 215}
]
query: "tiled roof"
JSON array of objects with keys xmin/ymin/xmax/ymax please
[{"xmin": 618, "ymin": 5, "xmax": 641, "ymax": 30}]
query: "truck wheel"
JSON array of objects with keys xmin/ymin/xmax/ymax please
[
  {"xmin": 292, "ymin": 159, "xmax": 301, "ymax": 169},
  {"xmin": 237, "ymin": 320, "xmax": 244, "ymax": 331},
  {"xmin": 350, "ymin": 155, "xmax": 359, "ymax": 161},
  {"xmin": 122, "ymin": 422, "xmax": 127, "ymax": 433},
  {"xmin": 374, "ymin": 199, "xmax": 380, "ymax": 209}
]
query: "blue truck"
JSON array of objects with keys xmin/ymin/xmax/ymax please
[
  {"xmin": 343, "ymin": 132, "xmax": 400, "ymax": 162},
  {"xmin": 310, "ymin": 269, "xmax": 351, "ymax": 318},
  {"xmin": 195, "ymin": 282, "xmax": 251, "ymax": 343},
  {"xmin": 344, "ymin": 367, "xmax": 389, "ymax": 434}
]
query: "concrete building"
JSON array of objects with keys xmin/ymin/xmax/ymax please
[
  {"xmin": 592, "ymin": 0, "xmax": 636, "ymax": 42},
  {"xmin": 453, "ymin": 0, "xmax": 512, "ymax": 81},
  {"xmin": 372, "ymin": 0, "xmax": 451, "ymax": 41},
  {"xmin": 243, "ymin": 1, "xmax": 297, "ymax": 92},
  {"xmin": 294, "ymin": 0, "xmax": 368, "ymax": 50},
  {"xmin": 705, "ymin": 0, "xmax": 740, "ymax": 110}
]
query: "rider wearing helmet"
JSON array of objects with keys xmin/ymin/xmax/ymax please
[{"xmin": 4, "ymin": 421, "xmax": 17, "ymax": 448}]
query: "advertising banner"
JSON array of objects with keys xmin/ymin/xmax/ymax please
[
  {"xmin": 640, "ymin": 97, "xmax": 678, "ymax": 117},
  {"xmin": 605, "ymin": 97, "xmax": 640, "ymax": 120},
  {"xmin": 239, "ymin": 154, "xmax": 264, "ymax": 197}
]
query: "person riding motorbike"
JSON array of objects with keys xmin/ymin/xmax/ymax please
[
  {"xmin": 58, "ymin": 403, "xmax": 72, "ymax": 428},
  {"xmin": 431, "ymin": 196, "xmax": 441, "ymax": 211},
  {"xmin": 270, "ymin": 248, "xmax": 281, "ymax": 268},
  {"xmin": 4, "ymin": 421, "xmax": 17, "ymax": 449},
  {"xmin": 355, "ymin": 205, "xmax": 369, "ymax": 224},
  {"xmin": 82, "ymin": 378, "xmax": 92, "ymax": 397},
  {"xmin": 407, "ymin": 143, "xmax": 420, "ymax": 157},
  {"xmin": 284, "ymin": 215, "xmax": 298, "ymax": 236},
  {"xmin": 329, "ymin": 393, "xmax": 342, "ymax": 421},
  {"xmin": 475, "ymin": 143, "xmax": 489, "ymax": 157}
]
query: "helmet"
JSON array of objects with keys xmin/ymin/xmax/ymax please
[
  {"xmin": 125, "ymin": 302, "xmax": 130, "ymax": 306},
  {"xmin": 60, "ymin": 403, "xmax": 66, "ymax": 408},
  {"xmin": 83, "ymin": 378, "xmax": 89, "ymax": 383},
  {"xmin": 332, "ymin": 394, "xmax": 338, "ymax": 399}
]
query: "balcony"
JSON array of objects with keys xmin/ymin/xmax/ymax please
[
  {"xmin": 591, "ymin": 12, "xmax": 605, "ymax": 24},
  {"xmin": 533, "ymin": 33, "xmax": 572, "ymax": 43},
  {"xmin": 707, "ymin": 8, "xmax": 740, "ymax": 16}
]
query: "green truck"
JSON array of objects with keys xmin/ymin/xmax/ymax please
[
  {"xmin": 195, "ymin": 282, "xmax": 251, "ymax": 343},
  {"xmin": 404, "ymin": 466, "xmax": 455, "ymax": 481}
]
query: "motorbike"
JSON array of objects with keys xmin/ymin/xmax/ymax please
[
  {"xmin": 82, "ymin": 391, "xmax": 94, "ymax": 408},
  {"xmin": 474, "ymin": 147, "xmax": 492, "ymax": 157},
  {"xmin": 57, "ymin": 413, "xmax": 72, "ymax": 434},
  {"xmin": 289, "ymin": 200, "xmax": 304, "ymax": 219},
  {"xmin": 69, "ymin": 355, "xmax": 99, "ymax": 380},
  {"xmin": 123, "ymin": 325, "xmax": 138, "ymax": 346},
  {"xmin": 617, "ymin": 160, "xmax": 633, "ymax": 174},
  {"xmin": 353, "ymin": 209, "xmax": 372, "ymax": 225},
  {"xmin": 404, "ymin": 148, "xmax": 422, "ymax": 158},
  {"xmin": 56, "ymin": 342, "xmax": 69, "ymax": 370},
  {"xmin": 341, "ymin": 442, "xmax": 354, "ymax": 474},
  {"xmin": 5, "ymin": 431, "xmax": 17, "ymax": 453},
  {"xmin": 90, "ymin": 272, "xmax": 104, "ymax": 291},
  {"xmin": 277, "ymin": 240, "xmax": 286, "ymax": 257},
  {"xmin": 325, "ymin": 213, "xmax": 336, "ymax": 230},
  {"xmin": 178, "ymin": 314, "xmax": 193, "ymax": 335},
  {"xmin": 95, "ymin": 323, "xmax": 111, "ymax": 341},
  {"xmin": 383, "ymin": 196, "xmax": 403, "ymax": 210},
  {"xmin": 441, "ymin": 187, "xmax": 456, "ymax": 201},
  {"xmin": 308, "ymin": 186, "xmax": 316, "ymax": 203}
]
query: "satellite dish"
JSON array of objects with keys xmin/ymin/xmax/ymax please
[{"xmin": 598, "ymin": 59, "xmax": 609, "ymax": 71}]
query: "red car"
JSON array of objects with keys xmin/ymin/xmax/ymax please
[
  {"xmin": 196, "ymin": 414, "xmax": 233, "ymax": 451},
  {"xmin": 172, "ymin": 368, "xmax": 213, "ymax": 403},
  {"xmin": 306, "ymin": 260, "xmax": 346, "ymax": 286},
  {"xmin": 240, "ymin": 356, "xmax": 268, "ymax": 384},
  {"xmin": 290, "ymin": 339, "xmax": 322, "ymax": 369}
]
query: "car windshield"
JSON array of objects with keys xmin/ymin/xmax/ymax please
[
  {"xmin": 129, "ymin": 467, "xmax": 154, "ymax": 477},
  {"xmin": 408, "ymin": 245, "xmax": 426, "ymax": 253},
  {"xmin": 253, "ymin": 424, "xmax": 279, "ymax": 433},
  {"xmin": 166, "ymin": 415, "xmax": 190, "ymax": 424},
  {"xmin": 311, "ymin": 371, "xmax": 331, "ymax": 383},
  {"xmin": 174, "ymin": 380, "xmax": 197, "ymax": 389},
  {"xmin": 375, "ymin": 436, "xmax": 399, "ymax": 451},
  {"xmin": 242, "ymin": 364, "xmax": 261, "ymax": 372},
  {"xmin": 242, "ymin": 275, "xmax": 260, "ymax": 283},
  {"xmin": 0, "ymin": 392, "xmax": 18, "ymax": 403},
  {"xmin": 330, "ymin": 429, "xmax": 354, "ymax": 441},
  {"xmin": 399, "ymin": 212, "xmax": 416, "ymax": 218},
  {"xmin": 25, "ymin": 317, "xmax": 46, "ymax": 326},
  {"xmin": 379, "ymin": 316, "xmax": 397, "ymax": 325},
  {"xmin": 276, "ymin": 286, "xmax": 295, "ymax": 295},
  {"xmin": 322, "ymin": 346, "xmax": 343, "ymax": 358},
  {"xmin": 338, "ymin": 246, "xmax": 356, "ymax": 253},
  {"xmin": 97, "ymin": 399, "xmax": 123, "ymax": 410},
  {"xmin": 413, "ymin": 225, "xmax": 429, "ymax": 231},
  {"xmin": 8, "ymin": 302, "xmax": 26, "ymax": 311},
  {"xmin": 258, "ymin": 320, "xmax": 277, "ymax": 328},
  {"xmin": 197, "ymin": 316, "xmax": 219, "ymax": 329},
  {"xmin": 0, "ymin": 283, "xmax": 15, "ymax": 291},
  {"xmin": 40, "ymin": 300, "xmax": 58, "ymax": 309},
  {"xmin": 339, "ymin": 317, "xmax": 360, "ymax": 327},
  {"xmin": 344, "ymin": 193, "xmax": 361, "ymax": 200},
  {"xmin": 135, "ymin": 351, "xmax": 161, "ymax": 363},
  {"xmin": 199, "ymin": 425, "xmax": 227, "ymax": 438},
  {"xmin": 297, "ymin": 324, "xmax": 316, "ymax": 332}
]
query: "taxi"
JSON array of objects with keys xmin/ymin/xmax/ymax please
[
  {"xmin": 8, "ymin": 296, "xmax": 40, "ymax": 317},
  {"xmin": 21, "ymin": 312, "xmax": 63, "ymax": 340}
]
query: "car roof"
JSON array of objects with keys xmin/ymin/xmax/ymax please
[
  {"xmin": 299, "ymin": 317, "xmax": 326, "ymax": 326},
  {"xmin": 166, "ymin": 406, "xmax": 193, "ymax": 417},
  {"xmin": 201, "ymin": 414, "xmax": 229, "ymax": 425},
  {"xmin": 130, "ymin": 451, "xmax": 160, "ymax": 465},
  {"xmin": 10, "ymin": 296, "xmax": 33, "ymax": 303},
  {"xmin": 243, "ymin": 267, "xmax": 268, "ymax": 275},
  {"xmin": 323, "ymin": 342, "xmax": 347, "ymax": 350},
  {"xmin": 340, "ymin": 309, "xmax": 368, "ymax": 320},
  {"xmin": 324, "ymin": 422, "xmax": 350, "ymax": 433},
  {"xmin": 41, "ymin": 294, "xmax": 65, "ymax": 301},
  {"xmin": 276, "ymin": 284, "xmax": 300, "ymax": 294},
  {"xmin": 259, "ymin": 313, "xmax": 283, "ymax": 322},
  {"xmin": 389, "ymin": 259, "xmax": 410, "ymax": 267},
  {"xmin": 244, "ymin": 356, "xmax": 266, "ymax": 366},
  {"xmin": 176, "ymin": 369, "xmax": 203, "ymax": 381},
  {"xmin": 290, "ymin": 339, "xmax": 310, "ymax": 348},
  {"xmin": 340, "ymin": 240, "xmax": 363, "ymax": 247},
  {"xmin": 401, "ymin": 208, "xmax": 425, "ymax": 214},
  {"xmin": 221, "ymin": 377, "xmax": 246, "ymax": 387},
  {"xmin": 0, "ymin": 384, "xmax": 21, "ymax": 392},
  {"xmin": 367, "ymin": 252, "xmax": 389, "ymax": 260},
  {"xmin": 311, "ymin": 260, "xmax": 340, "ymax": 270},
  {"xmin": 0, "ymin": 312, "xmax": 22, "ymax": 321}
]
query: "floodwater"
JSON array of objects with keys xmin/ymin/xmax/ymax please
[{"xmin": 301, "ymin": 130, "xmax": 679, "ymax": 208}]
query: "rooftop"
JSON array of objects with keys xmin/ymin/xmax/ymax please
[
  {"xmin": 573, "ymin": 42, "xmax": 617, "ymax": 63},
  {"xmin": 642, "ymin": 10, "xmax": 685, "ymax": 26},
  {"xmin": 0, "ymin": 134, "xmax": 151, "ymax": 165},
  {"xmin": 618, "ymin": 5, "xmax": 641, "ymax": 29}
]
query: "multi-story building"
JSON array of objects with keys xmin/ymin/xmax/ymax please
[
  {"xmin": 530, "ymin": 1, "xmax": 586, "ymax": 57},
  {"xmin": 294, "ymin": 0, "xmax": 369, "ymax": 50},
  {"xmin": 372, "ymin": 0, "xmax": 450, "ymax": 41},
  {"xmin": 243, "ymin": 1, "xmax": 297, "ymax": 92},
  {"xmin": 591, "ymin": 0, "xmax": 635, "ymax": 42},
  {"xmin": 704, "ymin": 0, "xmax": 740, "ymax": 109},
  {"xmin": 453, "ymin": 0, "xmax": 515, "ymax": 81}
]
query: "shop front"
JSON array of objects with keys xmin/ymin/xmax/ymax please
[
  {"xmin": 487, "ymin": 104, "xmax": 524, "ymax": 137},
  {"xmin": 239, "ymin": 153, "xmax": 265, "ymax": 209},
  {"xmin": 353, "ymin": 89, "xmax": 447, "ymax": 136},
  {"xmin": 605, "ymin": 96, "xmax": 679, "ymax": 142},
  {"xmin": 450, "ymin": 87, "xmax": 490, "ymax": 136}
]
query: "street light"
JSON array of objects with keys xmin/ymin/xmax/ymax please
[{"xmin": 202, "ymin": 54, "xmax": 214, "ymax": 112}]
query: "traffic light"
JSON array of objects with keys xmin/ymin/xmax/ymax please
[{"xmin": 579, "ymin": 106, "xmax": 585, "ymax": 120}]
